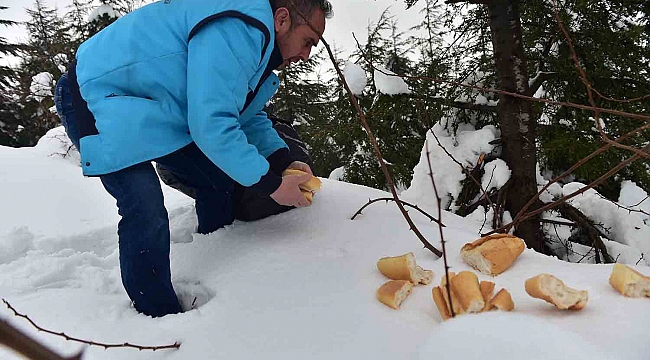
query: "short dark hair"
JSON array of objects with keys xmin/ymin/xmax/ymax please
[{"xmin": 271, "ymin": 0, "xmax": 333, "ymax": 25}]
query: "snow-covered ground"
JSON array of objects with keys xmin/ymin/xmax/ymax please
[{"xmin": 1, "ymin": 127, "xmax": 649, "ymax": 359}]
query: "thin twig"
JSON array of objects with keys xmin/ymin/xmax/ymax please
[
  {"xmin": 637, "ymin": 254, "xmax": 645, "ymax": 266},
  {"xmin": 2, "ymin": 299, "xmax": 181, "ymax": 351},
  {"xmin": 290, "ymin": 0, "xmax": 442, "ymax": 257},
  {"xmin": 351, "ymin": 197, "xmax": 445, "ymax": 226},
  {"xmin": 425, "ymin": 140, "xmax": 455, "ymax": 317}
]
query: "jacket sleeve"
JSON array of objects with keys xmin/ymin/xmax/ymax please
[
  {"xmin": 187, "ymin": 17, "xmax": 280, "ymax": 195},
  {"xmin": 241, "ymin": 110, "xmax": 293, "ymax": 174}
]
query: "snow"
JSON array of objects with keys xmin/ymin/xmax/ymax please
[
  {"xmin": 619, "ymin": 180, "xmax": 650, "ymax": 222},
  {"xmin": 402, "ymin": 121, "xmax": 498, "ymax": 211},
  {"xmin": 561, "ymin": 182, "xmax": 650, "ymax": 265},
  {"xmin": 474, "ymin": 94, "xmax": 488, "ymax": 105},
  {"xmin": 342, "ymin": 61, "xmax": 367, "ymax": 95},
  {"xmin": 87, "ymin": 4, "xmax": 120, "ymax": 23},
  {"xmin": 481, "ymin": 159, "xmax": 511, "ymax": 193},
  {"xmin": 374, "ymin": 66, "xmax": 410, "ymax": 95},
  {"xmin": 1, "ymin": 130, "xmax": 650, "ymax": 360},
  {"xmin": 29, "ymin": 72, "xmax": 54, "ymax": 102},
  {"xmin": 328, "ymin": 165, "xmax": 345, "ymax": 181}
]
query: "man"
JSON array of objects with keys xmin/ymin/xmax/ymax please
[
  {"xmin": 54, "ymin": 0, "xmax": 332, "ymax": 317},
  {"xmin": 156, "ymin": 110, "xmax": 315, "ymax": 222}
]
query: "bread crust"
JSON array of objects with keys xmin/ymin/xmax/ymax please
[
  {"xmin": 487, "ymin": 288, "xmax": 515, "ymax": 311},
  {"xmin": 609, "ymin": 263, "xmax": 650, "ymax": 298},
  {"xmin": 432, "ymin": 286, "xmax": 452, "ymax": 321},
  {"xmin": 460, "ymin": 233, "xmax": 525, "ymax": 276},
  {"xmin": 377, "ymin": 280, "xmax": 413, "ymax": 309},
  {"xmin": 525, "ymin": 274, "xmax": 588, "ymax": 310},
  {"xmin": 439, "ymin": 272, "xmax": 465, "ymax": 315},
  {"xmin": 377, "ymin": 252, "xmax": 433, "ymax": 285},
  {"xmin": 450, "ymin": 271, "xmax": 485, "ymax": 313},
  {"xmin": 479, "ymin": 281, "xmax": 495, "ymax": 311}
]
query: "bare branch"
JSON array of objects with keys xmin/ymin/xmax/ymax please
[
  {"xmin": 406, "ymin": 94, "xmax": 497, "ymax": 112},
  {"xmin": 351, "ymin": 197, "xmax": 445, "ymax": 227},
  {"xmin": 425, "ymin": 140, "xmax": 455, "ymax": 317},
  {"xmin": 2, "ymin": 299, "xmax": 181, "ymax": 352}
]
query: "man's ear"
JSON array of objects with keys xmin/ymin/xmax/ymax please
[{"xmin": 274, "ymin": 7, "xmax": 291, "ymax": 35}]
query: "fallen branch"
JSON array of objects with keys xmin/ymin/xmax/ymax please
[
  {"xmin": 2, "ymin": 299, "xmax": 180, "ymax": 352},
  {"xmin": 351, "ymin": 198, "xmax": 445, "ymax": 227},
  {"xmin": 556, "ymin": 203, "xmax": 614, "ymax": 263}
]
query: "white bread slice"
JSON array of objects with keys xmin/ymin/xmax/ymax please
[
  {"xmin": 377, "ymin": 252, "xmax": 433, "ymax": 285},
  {"xmin": 487, "ymin": 288, "xmax": 515, "ymax": 311},
  {"xmin": 450, "ymin": 271, "xmax": 484, "ymax": 313},
  {"xmin": 609, "ymin": 263, "xmax": 650, "ymax": 298},
  {"xmin": 460, "ymin": 234, "xmax": 525, "ymax": 276},
  {"xmin": 377, "ymin": 280, "xmax": 413, "ymax": 309},
  {"xmin": 525, "ymin": 274, "xmax": 588, "ymax": 310}
]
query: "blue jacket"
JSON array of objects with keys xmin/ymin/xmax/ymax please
[{"xmin": 74, "ymin": 0, "xmax": 289, "ymax": 193}]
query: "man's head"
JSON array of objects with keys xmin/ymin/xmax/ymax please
[{"xmin": 271, "ymin": 0, "xmax": 333, "ymax": 67}]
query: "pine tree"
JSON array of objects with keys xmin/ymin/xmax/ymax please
[
  {"xmin": 272, "ymin": 50, "xmax": 342, "ymax": 178},
  {"xmin": 11, "ymin": 0, "xmax": 73, "ymax": 146},
  {"xmin": 0, "ymin": 6, "xmax": 23, "ymax": 146}
]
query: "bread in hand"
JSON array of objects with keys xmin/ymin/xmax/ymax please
[
  {"xmin": 377, "ymin": 252, "xmax": 433, "ymax": 285},
  {"xmin": 487, "ymin": 288, "xmax": 515, "ymax": 311},
  {"xmin": 282, "ymin": 169, "xmax": 322, "ymax": 192},
  {"xmin": 301, "ymin": 189, "xmax": 314, "ymax": 203},
  {"xmin": 609, "ymin": 263, "xmax": 650, "ymax": 298},
  {"xmin": 525, "ymin": 274, "xmax": 588, "ymax": 310},
  {"xmin": 460, "ymin": 233, "xmax": 525, "ymax": 276},
  {"xmin": 377, "ymin": 280, "xmax": 413, "ymax": 309}
]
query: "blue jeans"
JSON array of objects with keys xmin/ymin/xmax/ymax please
[{"xmin": 55, "ymin": 75, "xmax": 236, "ymax": 317}]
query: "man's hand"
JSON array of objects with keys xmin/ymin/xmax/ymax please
[
  {"xmin": 270, "ymin": 172, "xmax": 313, "ymax": 207},
  {"xmin": 286, "ymin": 161, "xmax": 313, "ymax": 176}
]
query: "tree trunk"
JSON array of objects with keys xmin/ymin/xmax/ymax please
[{"xmin": 486, "ymin": 0, "xmax": 547, "ymax": 253}]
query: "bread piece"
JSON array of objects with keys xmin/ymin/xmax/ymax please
[
  {"xmin": 525, "ymin": 274, "xmax": 588, "ymax": 310},
  {"xmin": 301, "ymin": 189, "xmax": 313, "ymax": 203},
  {"xmin": 432, "ymin": 286, "xmax": 452, "ymax": 321},
  {"xmin": 377, "ymin": 252, "xmax": 434, "ymax": 285},
  {"xmin": 609, "ymin": 263, "xmax": 650, "ymax": 298},
  {"xmin": 487, "ymin": 288, "xmax": 515, "ymax": 311},
  {"xmin": 460, "ymin": 233, "xmax": 525, "ymax": 276},
  {"xmin": 450, "ymin": 271, "xmax": 484, "ymax": 313},
  {"xmin": 479, "ymin": 281, "xmax": 495, "ymax": 311},
  {"xmin": 377, "ymin": 280, "xmax": 413, "ymax": 309},
  {"xmin": 439, "ymin": 272, "xmax": 465, "ymax": 315},
  {"xmin": 282, "ymin": 169, "xmax": 322, "ymax": 192}
]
